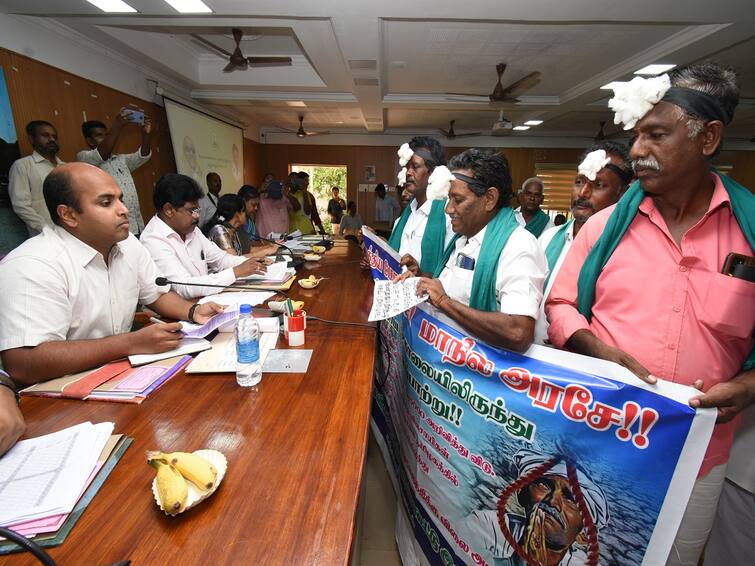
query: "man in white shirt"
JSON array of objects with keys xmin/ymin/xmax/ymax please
[
  {"xmin": 390, "ymin": 136, "xmax": 453, "ymax": 272},
  {"xmin": 8, "ymin": 120, "xmax": 65, "ymax": 236},
  {"xmin": 402, "ymin": 148, "xmax": 547, "ymax": 352},
  {"xmin": 76, "ymin": 109, "xmax": 152, "ymax": 236},
  {"xmin": 514, "ymin": 177, "xmax": 554, "ymax": 238},
  {"xmin": 374, "ymin": 183, "xmax": 400, "ymax": 237},
  {"xmin": 141, "ymin": 173, "xmax": 266, "ymax": 299},
  {"xmin": 534, "ymin": 141, "xmax": 632, "ymax": 344},
  {"xmin": 198, "ymin": 171, "xmax": 221, "ymax": 230},
  {"xmin": 0, "ymin": 163, "xmax": 223, "ymax": 385}
]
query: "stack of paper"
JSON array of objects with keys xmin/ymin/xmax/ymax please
[
  {"xmin": 0, "ymin": 422, "xmax": 114, "ymax": 526},
  {"xmin": 0, "ymin": 424, "xmax": 131, "ymax": 552},
  {"xmin": 21, "ymin": 356, "xmax": 191, "ymax": 404},
  {"xmin": 198, "ymin": 291, "xmax": 275, "ymax": 307},
  {"xmin": 186, "ymin": 331, "xmax": 278, "ymax": 373},
  {"xmin": 128, "ymin": 337, "xmax": 211, "ymax": 366},
  {"xmin": 238, "ymin": 261, "xmax": 294, "ymax": 283}
]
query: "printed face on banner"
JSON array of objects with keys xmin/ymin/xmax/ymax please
[{"xmin": 362, "ymin": 227, "xmax": 711, "ymax": 566}]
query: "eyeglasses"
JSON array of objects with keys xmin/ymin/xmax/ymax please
[{"xmin": 179, "ymin": 206, "xmax": 201, "ymax": 216}]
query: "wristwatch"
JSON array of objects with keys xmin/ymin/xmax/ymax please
[
  {"xmin": 0, "ymin": 371, "xmax": 20, "ymax": 405},
  {"xmin": 187, "ymin": 303, "xmax": 200, "ymax": 324}
]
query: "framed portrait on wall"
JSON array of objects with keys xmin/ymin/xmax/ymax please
[{"xmin": 364, "ymin": 165, "xmax": 376, "ymax": 182}]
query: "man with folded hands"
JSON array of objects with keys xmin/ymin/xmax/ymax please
[{"xmin": 0, "ymin": 163, "xmax": 224, "ymax": 385}]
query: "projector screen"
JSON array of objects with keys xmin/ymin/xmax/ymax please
[{"xmin": 164, "ymin": 98, "xmax": 244, "ymax": 193}]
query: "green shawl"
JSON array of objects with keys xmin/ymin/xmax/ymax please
[
  {"xmin": 433, "ymin": 207, "xmax": 519, "ymax": 312},
  {"xmin": 544, "ymin": 219, "xmax": 574, "ymax": 289},
  {"xmin": 387, "ymin": 198, "xmax": 448, "ymax": 273},
  {"xmin": 577, "ymin": 171, "xmax": 755, "ymax": 371},
  {"xmin": 524, "ymin": 208, "xmax": 550, "ymax": 238}
]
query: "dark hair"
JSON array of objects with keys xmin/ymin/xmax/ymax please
[
  {"xmin": 206, "ymin": 172, "xmax": 220, "ymax": 183},
  {"xmin": 375, "ymin": 183, "xmax": 386, "ymax": 193},
  {"xmin": 238, "ymin": 185, "xmax": 260, "ymax": 201},
  {"xmin": 207, "ymin": 194, "xmax": 244, "ymax": 228},
  {"xmin": 332, "ymin": 186, "xmax": 340, "ymax": 192},
  {"xmin": 347, "ymin": 200, "xmax": 356, "ymax": 211},
  {"xmin": 554, "ymin": 213, "xmax": 567, "ymax": 226},
  {"xmin": 297, "ymin": 171, "xmax": 309, "ymax": 179},
  {"xmin": 81, "ymin": 120, "xmax": 106, "ymax": 138},
  {"xmin": 446, "ymin": 148, "xmax": 513, "ymax": 209},
  {"xmin": 580, "ymin": 141, "xmax": 633, "ymax": 186},
  {"xmin": 26, "ymin": 120, "xmax": 54, "ymax": 137},
  {"xmin": 43, "ymin": 169, "xmax": 80, "ymax": 225},
  {"xmin": 409, "ymin": 136, "xmax": 445, "ymax": 170},
  {"xmin": 154, "ymin": 173, "xmax": 204, "ymax": 212}
]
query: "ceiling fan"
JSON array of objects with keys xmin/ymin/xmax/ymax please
[
  {"xmin": 446, "ymin": 63, "xmax": 541, "ymax": 103},
  {"xmin": 438, "ymin": 120, "xmax": 481, "ymax": 139},
  {"xmin": 277, "ymin": 116, "xmax": 331, "ymax": 138},
  {"xmin": 594, "ymin": 120, "xmax": 626, "ymax": 141},
  {"xmin": 191, "ymin": 28, "xmax": 292, "ymax": 72}
]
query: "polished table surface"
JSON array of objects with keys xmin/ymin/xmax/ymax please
[{"xmin": 7, "ymin": 241, "xmax": 376, "ymax": 566}]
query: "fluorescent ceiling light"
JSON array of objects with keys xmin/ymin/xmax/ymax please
[
  {"xmin": 513, "ymin": 126, "xmax": 530, "ymax": 131},
  {"xmin": 163, "ymin": 0, "xmax": 213, "ymax": 13},
  {"xmin": 524, "ymin": 120, "xmax": 543, "ymax": 126},
  {"xmin": 634, "ymin": 64, "xmax": 676, "ymax": 75},
  {"xmin": 86, "ymin": 0, "xmax": 137, "ymax": 12}
]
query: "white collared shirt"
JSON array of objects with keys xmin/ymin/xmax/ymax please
[
  {"xmin": 396, "ymin": 198, "xmax": 454, "ymax": 263},
  {"xmin": 8, "ymin": 151, "xmax": 65, "ymax": 235},
  {"xmin": 140, "ymin": 215, "xmax": 246, "ymax": 299},
  {"xmin": 0, "ymin": 226, "xmax": 167, "ymax": 352},
  {"xmin": 375, "ymin": 194, "xmax": 401, "ymax": 223},
  {"xmin": 76, "ymin": 147, "xmax": 151, "ymax": 234},
  {"xmin": 534, "ymin": 222, "xmax": 576, "ymax": 345},
  {"xmin": 437, "ymin": 224, "xmax": 547, "ymax": 317},
  {"xmin": 513, "ymin": 207, "xmax": 555, "ymax": 233}
]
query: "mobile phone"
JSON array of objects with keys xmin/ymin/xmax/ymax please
[
  {"xmin": 721, "ymin": 252, "xmax": 755, "ymax": 283},
  {"xmin": 127, "ymin": 110, "xmax": 144, "ymax": 125}
]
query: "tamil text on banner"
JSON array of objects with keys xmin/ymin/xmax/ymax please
[{"xmin": 362, "ymin": 226, "xmax": 716, "ymax": 566}]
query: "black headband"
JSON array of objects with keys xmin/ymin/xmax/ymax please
[
  {"xmin": 412, "ymin": 148, "xmax": 437, "ymax": 170},
  {"xmin": 452, "ymin": 172, "xmax": 492, "ymax": 195},
  {"xmin": 661, "ymin": 86, "xmax": 732, "ymax": 125},
  {"xmin": 603, "ymin": 163, "xmax": 634, "ymax": 185}
]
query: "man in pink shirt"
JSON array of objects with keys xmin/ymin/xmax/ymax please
[
  {"xmin": 546, "ymin": 63, "xmax": 754, "ymax": 565},
  {"xmin": 256, "ymin": 179, "xmax": 293, "ymax": 237}
]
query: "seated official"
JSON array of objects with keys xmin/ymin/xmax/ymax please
[
  {"xmin": 401, "ymin": 148, "xmax": 547, "ymax": 352},
  {"xmin": 0, "ymin": 163, "xmax": 224, "ymax": 385},
  {"xmin": 0, "ymin": 371, "xmax": 24, "ymax": 456},
  {"xmin": 339, "ymin": 201, "xmax": 363, "ymax": 238},
  {"xmin": 140, "ymin": 174, "xmax": 267, "ymax": 299},
  {"xmin": 206, "ymin": 194, "xmax": 272, "ymax": 257},
  {"xmin": 238, "ymin": 185, "xmax": 261, "ymax": 243}
]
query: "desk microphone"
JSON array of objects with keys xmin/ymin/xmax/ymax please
[
  {"xmin": 251, "ymin": 235, "xmax": 304, "ymax": 269},
  {"xmin": 155, "ymin": 277, "xmax": 276, "ymax": 292}
]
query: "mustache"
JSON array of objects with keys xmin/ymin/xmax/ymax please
[
  {"xmin": 571, "ymin": 198, "xmax": 593, "ymax": 210},
  {"xmin": 533, "ymin": 501, "xmax": 566, "ymax": 530},
  {"xmin": 632, "ymin": 158, "xmax": 661, "ymax": 173}
]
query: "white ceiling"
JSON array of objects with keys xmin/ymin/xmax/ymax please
[{"xmin": 1, "ymin": 0, "xmax": 754, "ymax": 142}]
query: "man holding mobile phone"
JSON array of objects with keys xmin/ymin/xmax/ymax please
[{"xmin": 77, "ymin": 107, "xmax": 152, "ymax": 236}]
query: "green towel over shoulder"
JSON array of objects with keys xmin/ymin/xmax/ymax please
[
  {"xmin": 433, "ymin": 207, "xmax": 519, "ymax": 312},
  {"xmin": 524, "ymin": 208, "xmax": 550, "ymax": 237},
  {"xmin": 387, "ymin": 199, "xmax": 448, "ymax": 273},
  {"xmin": 544, "ymin": 219, "xmax": 574, "ymax": 289},
  {"xmin": 576, "ymin": 170, "xmax": 755, "ymax": 371}
]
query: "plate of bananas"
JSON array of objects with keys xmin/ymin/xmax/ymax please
[{"xmin": 148, "ymin": 449, "xmax": 227, "ymax": 516}]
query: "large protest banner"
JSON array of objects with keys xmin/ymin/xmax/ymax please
[{"xmin": 362, "ymin": 227, "xmax": 716, "ymax": 566}]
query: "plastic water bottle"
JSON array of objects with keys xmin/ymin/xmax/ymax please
[{"xmin": 235, "ymin": 304, "xmax": 262, "ymax": 386}]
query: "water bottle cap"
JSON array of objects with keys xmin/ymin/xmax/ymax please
[{"xmin": 239, "ymin": 304, "xmax": 252, "ymax": 314}]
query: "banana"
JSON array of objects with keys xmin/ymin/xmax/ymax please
[
  {"xmin": 150, "ymin": 459, "xmax": 188, "ymax": 515},
  {"xmin": 164, "ymin": 452, "xmax": 217, "ymax": 491}
]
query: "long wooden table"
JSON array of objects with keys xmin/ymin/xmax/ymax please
[{"xmin": 7, "ymin": 241, "xmax": 376, "ymax": 565}]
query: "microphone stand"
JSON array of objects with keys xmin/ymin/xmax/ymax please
[
  {"xmin": 154, "ymin": 277, "xmax": 282, "ymax": 293},
  {"xmin": 252, "ymin": 235, "xmax": 304, "ymax": 269}
]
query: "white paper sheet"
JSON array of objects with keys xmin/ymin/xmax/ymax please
[
  {"xmin": 238, "ymin": 261, "xmax": 293, "ymax": 282},
  {"xmin": 0, "ymin": 422, "xmax": 114, "ymax": 525},
  {"xmin": 368, "ymin": 278, "xmax": 428, "ymax": 321},
  {"xmin": 185, "ymin": 332, "xmax": 278, "ymax": 373},
  {"xmin": 181, "ymin": 309, "xmax": 240, "ymax": 338},
  {"xmin": 128, "ymin": 337, "xmax": 211, "ymax": 366}
]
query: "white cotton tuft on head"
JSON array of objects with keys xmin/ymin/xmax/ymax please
[
  {"xmin": 426, "ymin": 165, "xmax": 454, "ymax": 201},
  {"xmin": 578, "ymin": 150, "xmax": 611, "ymax": 182},
  {"xmin": 398, "ymin": 143, "xmax": 414, "ymax": 167},
  {"xmin": 608, "ymin": 74, "xmax": 671, "ymax": 130},
  {"xmin": 397, "ymin": 167, "xmax": 407, "ymax": 185}
]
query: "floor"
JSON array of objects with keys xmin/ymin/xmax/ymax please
[{"xmin": 358, "ymin": 432, "xmax": 403, "ymax": 566}]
